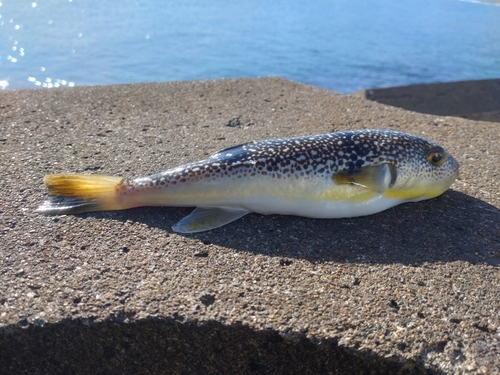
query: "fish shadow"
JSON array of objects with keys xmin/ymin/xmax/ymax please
[{"xmin": 92, "ymin": 190, "xmax": 499, "ymax": 266}]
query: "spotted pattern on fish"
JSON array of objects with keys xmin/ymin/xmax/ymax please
[{"xmin": 119, "ymin": 129, "xmax": 456, "ymax": 196}]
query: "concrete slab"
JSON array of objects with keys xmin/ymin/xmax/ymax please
[{"xmin": 0, "ymin": 78, "xmax": 498, "ymax": 374}]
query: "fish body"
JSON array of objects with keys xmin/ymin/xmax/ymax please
[{"xmin": 37, "ymin": 129, "xmax": 459, "ymax": 233}]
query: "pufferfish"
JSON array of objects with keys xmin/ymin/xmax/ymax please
[{"xmin": 37, "ymin": 129, "xmax": 459, "ymax": 233}]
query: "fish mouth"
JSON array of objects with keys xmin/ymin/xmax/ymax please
[{"xmin": 383, "ymin": 171, "xmax": 459, "ymax": 201}]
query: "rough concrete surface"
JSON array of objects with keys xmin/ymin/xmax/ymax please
[{"xmin": 0, "ymin": 77, "xmax": 499, "ymax": 374}]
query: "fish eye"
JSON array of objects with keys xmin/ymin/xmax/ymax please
[{"xmin": 427, "ymin": 148, "xmax": 446, "ymax": 166}]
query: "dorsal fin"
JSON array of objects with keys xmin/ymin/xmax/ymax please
[{"xmin": 210, "ymin": 141, "xmax": 255, "ymax": 158}]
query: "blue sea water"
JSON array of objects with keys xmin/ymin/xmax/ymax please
[{"xmin": 0, "ymin": 0, "xmax": 499, "ymax": 93}]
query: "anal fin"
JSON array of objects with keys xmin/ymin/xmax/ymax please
[{"xmin": 172, "ymin": 207, "xmax": 250, "ymax": 233}]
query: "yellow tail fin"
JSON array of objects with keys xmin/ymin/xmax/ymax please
[{"xmin": 37, "ymin": 174, "xmax": 126, "ymax": 215}]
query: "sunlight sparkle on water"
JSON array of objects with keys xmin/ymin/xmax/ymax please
[
  {"xmin": 28, "ymin": 76, "xmax": 74, "ymax": 88},
  {"xmin": 0, "ymin": 1, "xmax": 72, "ymax": 89}
]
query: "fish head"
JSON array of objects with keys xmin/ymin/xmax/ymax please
[{"xmin": 383, "ymin": 136, "xmax": 459, "ymax": 202}]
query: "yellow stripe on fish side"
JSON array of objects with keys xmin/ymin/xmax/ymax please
[
  {"xmin": 383, "ymin": 185, "xmax": 446, "ymax": 200},
  {"xmin": 317, "ymin": 185, "xmax": 379, "ymax": 203}
]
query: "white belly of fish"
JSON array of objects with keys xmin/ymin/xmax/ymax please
[
  {"xmin": 167, "ymin": 193, "xmax": 408, "ymax": 233},
  {"xmin": 197, "ymin": 194, "xmax": 404, "ymax": 218}
]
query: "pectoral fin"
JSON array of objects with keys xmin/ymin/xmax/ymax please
[
  {"xmin": 332, "ymin": 164, "xmax": 397, "ymax": 192},
  {"xmin": 172, "ymin": 207, "xmax": 250, "ymax": 233}
]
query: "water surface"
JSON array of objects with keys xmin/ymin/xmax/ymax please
[{"xmin": 1, "ymin": 0, "xmax": 499, "ymax": 93}]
